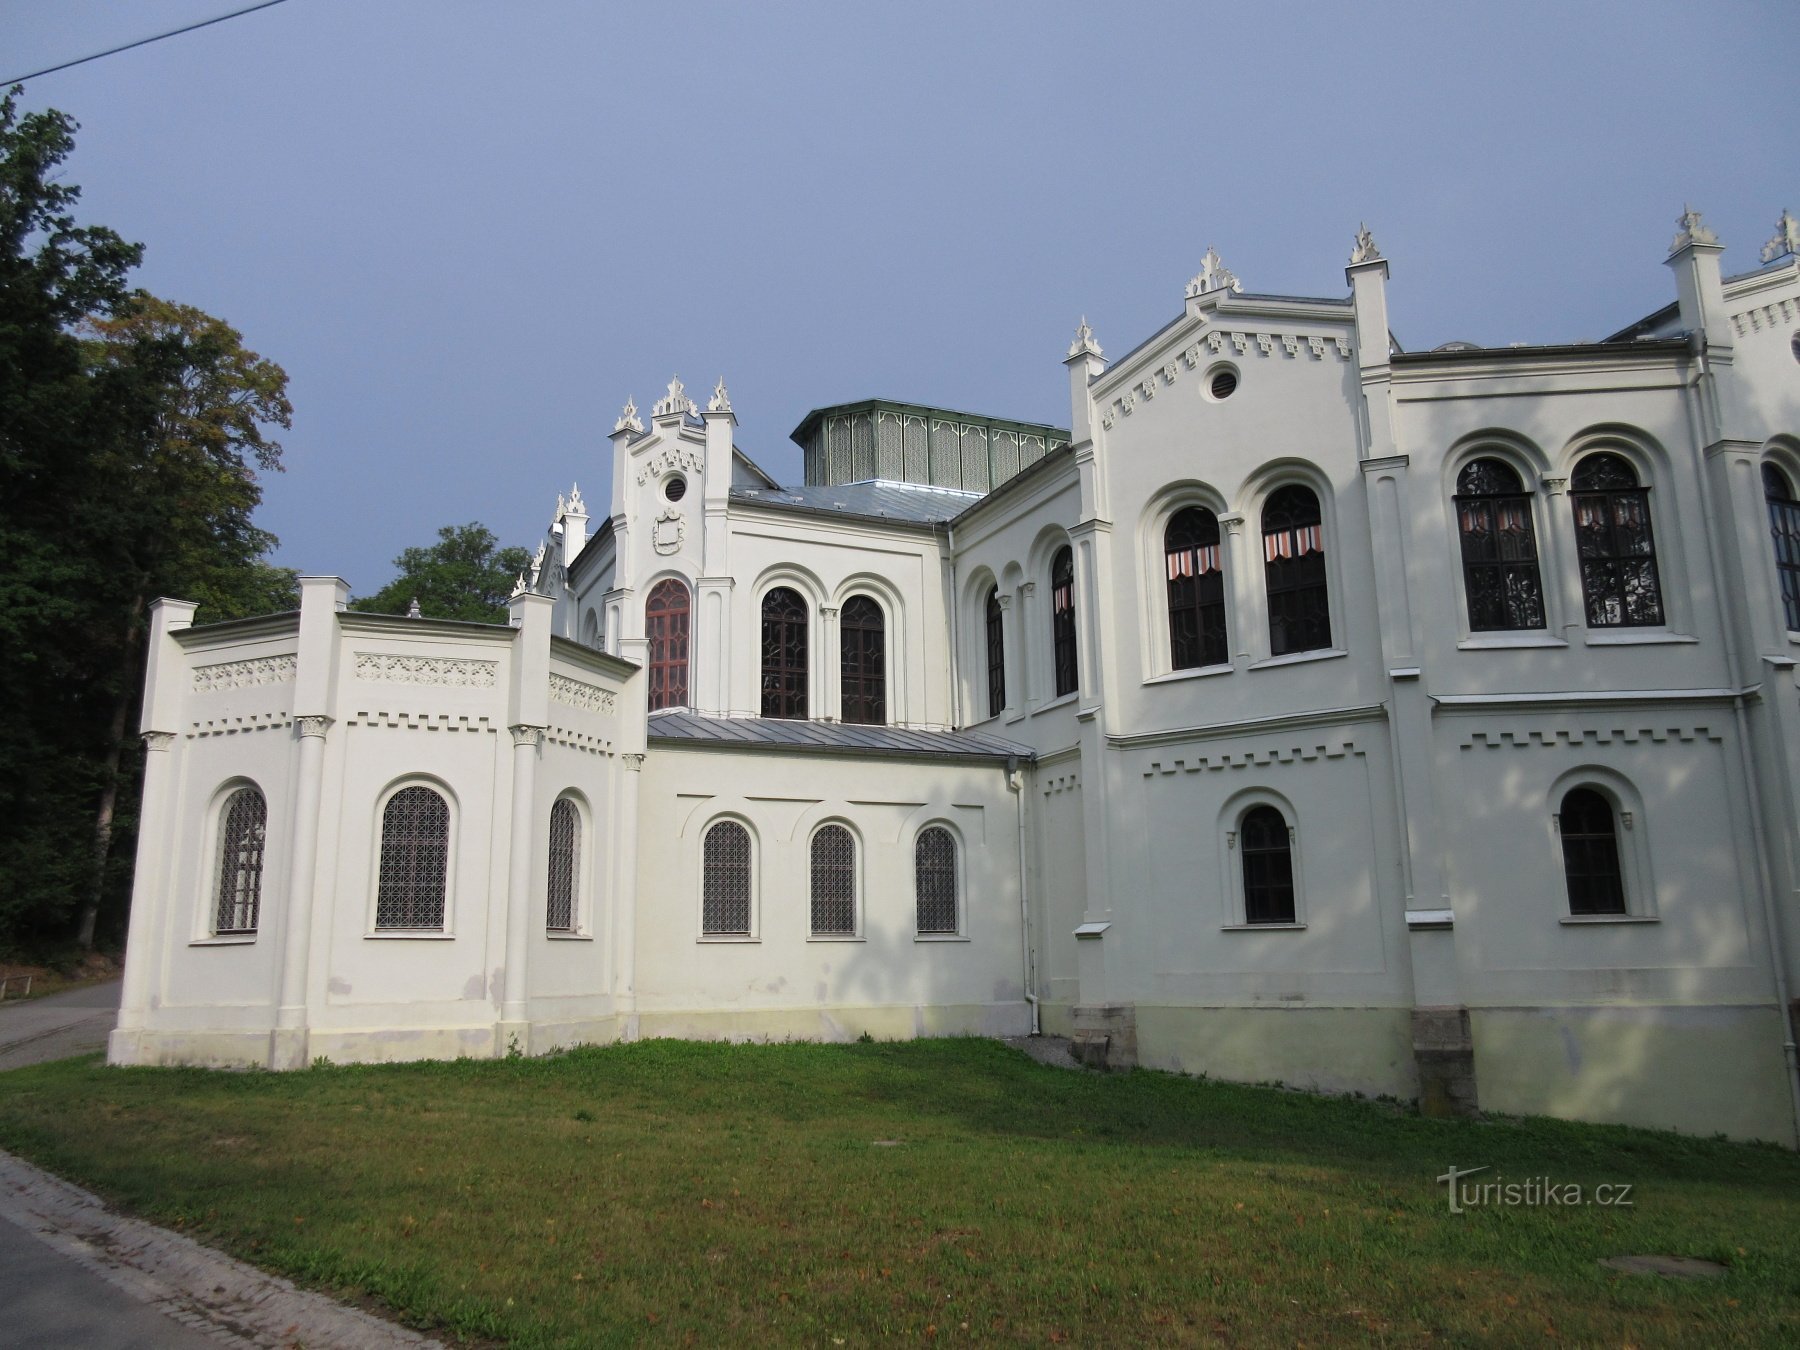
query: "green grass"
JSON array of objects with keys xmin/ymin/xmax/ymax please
[{"xmin": 1, "ymin": 1039, "xmax": 1796, "ymax": 1347}]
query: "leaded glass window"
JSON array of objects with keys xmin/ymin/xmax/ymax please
[
  {"xmin": 810, "ymin": 824, "xmax": 856, "ymax": 935},
  {"xmin": 840, "ymin": 595, "xmax": 886, "ymax": 726},
  {"xmin": 646, "ymin": 579, "xmax": 690, "ymax": 711},
  {"xmin": 212, "ymin": 787, "xmax": 266, "ymax": 934},
  {"xmin": 702, "ymin": 821, "xmax": 752, "ymax": 935},
  {"xmin": 761, "ymin": 587, "xmax": 808, "ymax": 719},
  {"xmin": 1571, "ymin": 452, "xmax": 1664, "ymax": 627},
  {"xmin": 1455, "ymin": 458, "xmax": 1546, "ymax": 631},
  {"xmin": 915, "ymin": 827, "xmax": 958, "ymax": 934},
  {"xmin": 984, "ymin": 587, "xmax": 1005, "ymax": 719},
  {"xmin": 376, "ymin": 786, "xmax": 449, "ymax": 929},
  {"xmin": 1166, "ymin": 506, "xmax": 1227, "ymax": 668},
  {"xmin": 1559, "ymin": 788, "xmax": 1626, "ymax": 916},
  {"xmin": 1051, "ymin": 546, "xmax": 1078, "ymax": 698},
  {"xmin": 546, "ymin": 797, "xmax": 579, "ymax": 932},
  {"xmin": 1240, "ymin": 805, "xmax": 1296, "ymax": 925},
  {"xmin": 1263, "ymin": 486, "xmax": 1331, "ymax": 655},
  {"xmin": 1765, "ymin": 464, "xmax": 1800, "ymax": 632}
]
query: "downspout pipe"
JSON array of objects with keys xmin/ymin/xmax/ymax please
[{"xmin": 1008, "ymin": 753, "xmax": 1039, "ymax": 1035}]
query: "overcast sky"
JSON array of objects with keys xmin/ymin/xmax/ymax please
[{"xmin": 6, "ymin": 0, "xmax": 1795, "ymax": 592}]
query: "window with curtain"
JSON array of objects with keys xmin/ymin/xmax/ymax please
[
  {"xmin": 1262, "ymin": 485, "xmax": 1332, "ymax": 655},
  {"xmin": 1571, "ymin": 452, "xmax": 1664, "ymax": 627},
  {"xmin": 1165, "ymin": 505, "xmax": 1228, "ymax": 668},
  {"xmin": 1455, "ymin": 458, "xmax": 1546, "ymax": 631},
  {"xmin": 760, "ymin": 587, "xmax": 809, "ymax": 719}
]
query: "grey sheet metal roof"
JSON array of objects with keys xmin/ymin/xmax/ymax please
[
  {"xmin": 647, "ymin": 709, "xmax": 1035, "ymax": 762},
  {"xmin": 729, "ymin": 479, "xmax": 982, "ymax": 526}
]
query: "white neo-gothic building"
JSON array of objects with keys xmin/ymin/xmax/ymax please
[{"xmin": 112, "ymin": 211, "xmax": 1800, "ymax": 1146}]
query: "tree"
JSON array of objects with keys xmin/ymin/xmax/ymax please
[{"xmin": 353, "ymin": 523, "xmax": 532, "ymax": 625}]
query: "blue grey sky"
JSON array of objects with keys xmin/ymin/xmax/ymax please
[{"xmin": 5, "ymin": 1, "xmax": 1794, "ymax": 593}]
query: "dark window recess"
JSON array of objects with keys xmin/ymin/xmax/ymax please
[
  {"xmin": 702, "ymin": 821, "xmax": 751, "ymax": 934},
  {"xmin": 1571, "ymin": 452, "xmax": 1664, "ymax": 627},
  {"xmin": 760, "ymin": 587, "xmax": 809, "ymax": 718},
  {"xmin": 1455, "ymin": 458, "xmax": 1546, "ymax": 631},
  {"xmin": 1240, "ymin": 805, "xmax": 1296, "ymax": 925},
  {"xmin": 984, "ymin": 587, "xmax": 1006, "ymax": 719},
  {"xmin": 839, "ymin": 595, "xmax": 886, "ymax": 725},
  {"xmin": 810, "ymin": 824, "xmax": 856, "ymax": 935},
  {"xmin": 546, "ymin": 798, "xmax": 578, "ymax": 931},
  {"xmin": 1165, "ymin": 505, "xmax": 1228, "ymax": 668},
  {"xmin": 664, "ymin": 475, "xmax": 687, "ymax": 502},
  {"xmin": 213, "ymin": 787, "xmax": 266, "ymax": 934},
  {"xmin": 1559, "ymin": 787, "xmax": 1626, "ymax": 916},
  {"xmin": 1262, "ymin": 485, "xmax": 1332, "ymax": 655},
  {"xmin": 1765, "ymin": 464, "xmax": 1800, "ymax": 632},
  {"xmin": 915, "ymin": 827, "xmax": 958, "ymax": 934},
  {"xmin": 1051, "ymin": 546, "xmax": 1078, "ymax": 697},
  {"xmin": 376, "ymin": 786, "xmax": 450, "ymax": 929},
  {"xmin": 1210, "ymin": 368, "xmax": 1238, "ymax": 400},
  {"xmin": 646, "ymin": 578, "xmax": 691, "ymax": 711}
]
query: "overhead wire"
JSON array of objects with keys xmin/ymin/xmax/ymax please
[{"xmin": 3, "ymin": 0, "xmax": 292, "ymax": 87}]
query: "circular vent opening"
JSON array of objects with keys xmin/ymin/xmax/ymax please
[
  {"xmin": 1209, "ymin": 368, "xmax": 1239, "ymax": 400},
  {"xmin": 665, "ymin": 475, "xmax": 688, "ymax": 502}
]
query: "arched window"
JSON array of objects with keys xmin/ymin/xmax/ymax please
[
  {"xmin": 702, "ymin": 820, "xmax": 752, "ymax": 935},
  {"xmin": 761, "ymin": 587, "xmax": 808, "ymax": 719},
  {"xmin": 1571, "ymin": 452, "xmax": 1664, "ymax": 627},
  {"xmin": 376, "ymin": 786, "xmax": 450, "ymax": 930},
  {"xmin": 840, "ymin": 595, "xmax": 886, "ymax": 725},
  {"xmin": 1765, "ymin": 463, "xmax": 1800, "ymax": 632},
  {"xmin": 1240, "ymin": 805, "xmax": 1295, "ymax": 925},
  {"xmin": 1455, "ymin": 459, "xmax": 1545, "ymax": 631},
  {"xmin": 1165, "ymin": 506, "xmax": 1227, "ymax": 668},
  {"xmin": 580, "ymin": 608, "xmax": 600, "ymax": 648},
  {"xmin": 984, "ymin": 587, "xmax": 1005, "ymax": 719},
  {"xmin": 810, "ymin": 824, "xmax": 856, "ymax": 935},
  {"xmin": 212, "ymin": 787, "xmax": 266, "ymax": 934},
  {"xmin": 1051, "ymin": 546, "xmax": 1078, "ymax": 698},
  {"xmin": 546, "ymin": 797, "xmax": 580, "ymax": 932},
  {"xmin": 915, "ymin": 826, "xmax": 958, "ymax": 934},
  {"xmin": 1558, "ymin": 787, "xmax": 1626, "ymax": 915},
  {"xmin": 1262, "ymin": 485, "xmax": 1332, "ymax": 655},
  {"xmin": 645, "ymin": 579, "xmax": 690, "ymax": 711}
]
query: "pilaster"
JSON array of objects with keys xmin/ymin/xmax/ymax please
[
  {"xmin": 497, "ymin": 723, "xmax": 545, "ymax": 1051},
  {"xmin": 819, "ymin": 605, "xmax": 841, "ymax": 721},
  {"xmin": 1346, "ymin": 229, "xmax": 1396, "ymax": 460}
]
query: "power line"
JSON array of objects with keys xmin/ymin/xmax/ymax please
[{"xmin": 3, "ymin": 0, "xmax": 293, "ymax": 87}]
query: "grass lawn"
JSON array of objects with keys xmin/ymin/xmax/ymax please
[{"xmin": 1, "ymin": 1039, "xmax": 1796, "ymax": 1347}]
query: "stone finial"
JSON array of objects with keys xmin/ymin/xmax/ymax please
[
  {"xmin": 1349, "ymin": 223, "xmax": 1383, "ymax": 265},
  {"xmin": 406, "ymin": 596, "xmax": 422, "ymax": 619},
  {"xmin": 555, "ymin": 492, "xmax": 567, "ymax": 518},
  {"xmin": 1185, "ymin": 246, "xmax": 1242, "ymax": 299},
  {"xmin": 1670, "ymin": 205, "xmax": 1719, "ymax": 252},
  {"xmin": 1067, "ymin": 316, "xmax": 1103, "ymax": 359},
  {"xmin": 566, "ymin": 482, "xmax": 585, "ymax": 514},
  {"xmin": 1762, "ymin": 208, "xmax": 1800, "ymax": 264},
  {"xmin": 511, "ymin": 571, "xmax": 529, "ymax": 599},
  {"xmin": 613, "ymin": 397, "xmax": 643, "ymax": 435},
  {"xmin": 708, "ymin": 377, "xmax": 732, "ymax": 413},
  {"xmin": 653, "ymin": 375, "xmax": 696, "ymax": 419}
]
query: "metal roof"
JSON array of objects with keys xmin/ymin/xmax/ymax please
[
  {"xmin": 647, "ymin": 709, "xmax": 1035, "ymax": 762},
  {"xmin": 729, "ymin": 479, "xmax": 981, "ymax": 526}
]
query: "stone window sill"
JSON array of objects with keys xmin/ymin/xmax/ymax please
[
  {"xmin": 1032, "ymin": 692, "xmax": 1080, "ymax": 716},
  {"xmin": 807, "ymin": 935, "xmax": 864, "ymax": 943},
  {"xmin": 545, "ymin": 932, "xmax": 594, "ymax": 941},
  {"xmin": 1559, "ymin": 914, "xmax": 1659, "ymax": 925},
  {"xmin": 1221, "ymin": 922, "xmax": 1308, "ymax": 931},
  {"xmin": 1583, "ymin": 630, "xmax": 1698, "ymax": 646},
  {"xmin": 1144, "ymin": 663, "xmax": 1233, "ymax": 686},
  {"xmin": 1247, "ymin": 648, "xmax": 1348, "ymax": 671},
  {"xmin": 366, "ymin": 931, "xmax": 454, "ymax": 940},
  {"xmin": 697, "ymin": 934, "xmax": 759, "ymax": 944},
  {"xmin": 1456, "ymin": 633, "xmax": 1567, "ymax": 650},
  {"xmin": 189, "ymin": 935, "xmax": 256, "ymax": 947},
  {"xmin": 915, "ymin": 933, "xmax": 969, "ymax": 943}
]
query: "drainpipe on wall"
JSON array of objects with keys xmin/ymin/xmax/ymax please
[{"xmin": 1008, "ymin": 754, "xmax": 1039, "ymax": 1035}]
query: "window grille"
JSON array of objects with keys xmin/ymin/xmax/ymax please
[
  {"xmin": 1240, "ymin": 805, "xmax": 1296, "ymax": 925},
  {"xmin": 1051, "ymin": 546, "xmax": 1078, "ymax": 697},
  {"xmin": 810, "ymin": 824, "xmax": 856, "ymax": 935},
  {"xmin": 1165, "ymin": 506, "xmax": 1228, "ymax": 668},
  {"xmin": 984, "ymin": 587, "xmax": 1005, "ymax": 718},
  {"xmin": 702, "ymin": 821, "xmax": 752, "ymax": 934},
  {"xmin": 915, "ymin": 827, "xmax": 958, "ymax": 934},
  {"xmin": 1262, "ymin": 485, "xmax": 1332, "ymax": 655},
  {"xmin": 546, "ymin": 797, "xmax": 579, "ymax": 931},
  {"xmin": 1455, "ymin": 458, "xmax": 1546, "ymax": 631},
  {"xmin": 760, "ymin": 587, "xmax": 809, "ymax": 719},
  {"xmin": 1558, "ymin": 787, "xmax": 1626, "ymax": 915},
  {"xmin": 1765, "ymin": 464, "xmax": 1800, "ymax": 632},
  {"xmin": 1571, "ymin": 452, "xmax": 1664, "ymax": 627},
  {"xmin": 212, "ymin": 787, "xmax": 266, "ymax": 934},
  {"xmin": 839, "ymin": 595, "xmax": 886, "ymax": 725},
  {"xmin": 376, "ymin": 786, "xmax": 449, "ymax": 929},
  {"xmin": 646, "ymin": 578, "xmax": 690, "ymax": 711}
]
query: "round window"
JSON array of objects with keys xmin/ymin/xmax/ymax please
[
  {"xmin": 1207, "ymin": 366, "xmax": 1239, "ymax": 401},
  {"xmin": 664, "ymin": 475, "xmax": 688, "ymax": 503}
]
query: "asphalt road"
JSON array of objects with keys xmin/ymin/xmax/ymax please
[{"xmin": 0, "ymin": 978, "xmax": 121, "ymax": 1071}]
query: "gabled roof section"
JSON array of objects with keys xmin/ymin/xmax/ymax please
[
  {"xmin": 729, "ymin": 479, "xmax": 979, "ymax": 527},
  {"xmin": 647, "ymin": 709, "xmax": 1034, "ymax": 763}
]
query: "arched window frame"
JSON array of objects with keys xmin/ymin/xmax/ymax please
[
  {"xmin": 580, "ymin": 607, "xmax": 601, "ymax": 649},
  {"xmin": 1568, "ymin": 450, "xmax": 1666, "ymax": 629},
  {"xmin": 1215, "ymin": 789, "xmax": 1308, "ymax": 929},
  {"xmin": 1164, "ymin": 504, "xmax": 1230, "ymax": 671},
  {"xmin": 913, "ymin": 823, "xmax": 964, "ymax": 939},
  {"xmin": 1453, "ymin": 457, "xmax": 1548, "ymax": 633},
  {"xmin": 645, "ymin": 577, "xmax": 691, "ymax": 712},
  {"xmin": 1545, "ymin": 769, "xmax": 1656, "ymax": 923},
  {"xmin": 545, "ymin": 793, "xmax": 588, "ymax": 935},
  {"xmin": 984, "ymin": 585, "xmax": 1006, "ymax": 719},
  {"xmin": 807, "ymin": 820, "xmax": 862, "ymax": 939},
  {"xmin": 1763, "ymin": 459, "xmax": 1800, "ymax": 633},
  {"xmin": 698, "ymin": 816, "xmax": 758, "ymax": 940},
  {"xmin": 1137, "ymin": 487, "xmax": 1238, "ymax": 682},
  {"xmin": 1050, "ymin": 545, "xmax": 1078, "ymax": 699},
  {"xmin": 370, "ymin": 779, "xmax": 455, "ymax": 935},
  {"xmin": 1260, "ymin": 483, "xmax": 1333, "ymax": 658},
  {"xmin": 206, "ymin": 782, "xmax": 267, "ymax": 938},
  {"xmin": 759, "ymin": 585, "xmax": 811, "ymax": 719},
  {"xmin": 838, "ymin": 594, "xmax": 887, "ymax": 726}
]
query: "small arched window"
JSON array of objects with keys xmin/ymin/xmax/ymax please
[
  {"xmin": 915, "ymin": 827, "xmax": 958, "ymax": 934},
  {"xmin": 761, "ymin": 587, "xmax": 809, "ymax": 719},
  {"xmin": 702, "ymin": 820, "xmax": 752, "ymax": 935},
  {"xmin": 1765, "ymin": 463, "xmax": 1800, "ymax": 632},
  {"xmin": 376, "ymin": 785, "xmax": 450, "ymax": 930},
  {"xmin": 840, "ymin": 596, "xmax": 886, "ymax": 726},
  {"xmin": 1558, "ymin": 787, "xmax": 1626, "ymax": 916},
  {"xmin": 213, "ymin": 787, "xmax": 267, "ymax": 934},
  {"xmin": 1571, "ymin": 452, "xmax": 1664, "ymax": 627},
  {"xmin": 984, "ymin": 587, "xmax": 1006, "ymax": 719},
  {"xmin": 1165, "ymin": 506, "xmax": 1227, "ymax": 668},
  {"xmin": 646, "ymin": 578, "xmax": 690, "ymax": 711},
  {"xmin": 546, "ymin": 797, "xmax": 580, "ymax": 932},
  {"xmin": 810, "ymin": 824, "xmax": 856, "ymax": 935},
  {"xmin": 1051, "ymin": 546, "xmax": 1078, "ymax": 698},
  {"xmin": 580, "ymin": 608, "xmax": 600, "ymax": 649},
  {"xmin": 1240, "ymin": 805, "xmax": 1296, "ymax": 925},
  {"xmin": 1455, "ymin": 458, "xmax": 1546, "ymax": 631},
  {"xmin": 1262, "ymin": 485, "xmax": 1332, "ymax": 655}
]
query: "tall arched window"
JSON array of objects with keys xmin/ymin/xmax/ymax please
[
  {"xmin": 376, "ymin": 785, "xmax": 450, "ymax": 930},
  {"xmin": 915, "ymin": 826, "xmax": 958, "ymax": 934},
  {"xmin": 580, "ymin": 608, "xmax": 600, "ymax": 648},
  {"xmin": 840, "ymin": 595, "xmax": 886, "ymax": 725},
  {"xmin": 810, "ymin": 824, "xmax": 856, "ymax": 935},
  {"xmin": 984, "ymin": 587, "xmax": 1005, "ymax": 719},
  {"xmin": 546, "ymin": 797, "xmax": 580, "ymax": 932},
  {"xmin": 1262, "ymin": 485, "xmax": 1332, "ymax": 655},
  {"xmin": 702, "ymin": 820, "xmax": 752, "ymax": 935},
  {"xmin": 1165, "ymin": 506, "xmax": 1227, "ymax": 668},
  {"xmin": 1765, "ymin": 463, "xmax": 1800, "ymax": 632},
  {"xmin": 1455, "ymin": 459, "xmax": 1545, "ymax": 631},
  {"xmin": 761, "ymin": 587, "xmax": 809, "ymax": 719},
  {"xmin": 1051, "ymin": 546, "xmax": 1078, "ymax": 698},
  {"xmin": 1558, "ymin": 787, "xmax": 1626, "ymax": 916},
  {"xmin": 1571, "ymin": 452, "xmax": 1664, "ymax": 627},
  {"xmin": 646, "ymin": 579, "xmax": 690, "ymax": 711},
  {"xmin": 213, "ymin": 787, "xmax": 266, "ymax": 934},
  {"xmin": 1240, "ymin": 805, "xmax": 1295, "ymax": 925}
]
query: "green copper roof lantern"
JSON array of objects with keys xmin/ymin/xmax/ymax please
[{"xmin": 790, "ymin": 399, "xmax": 1069, "ymax": 495}]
